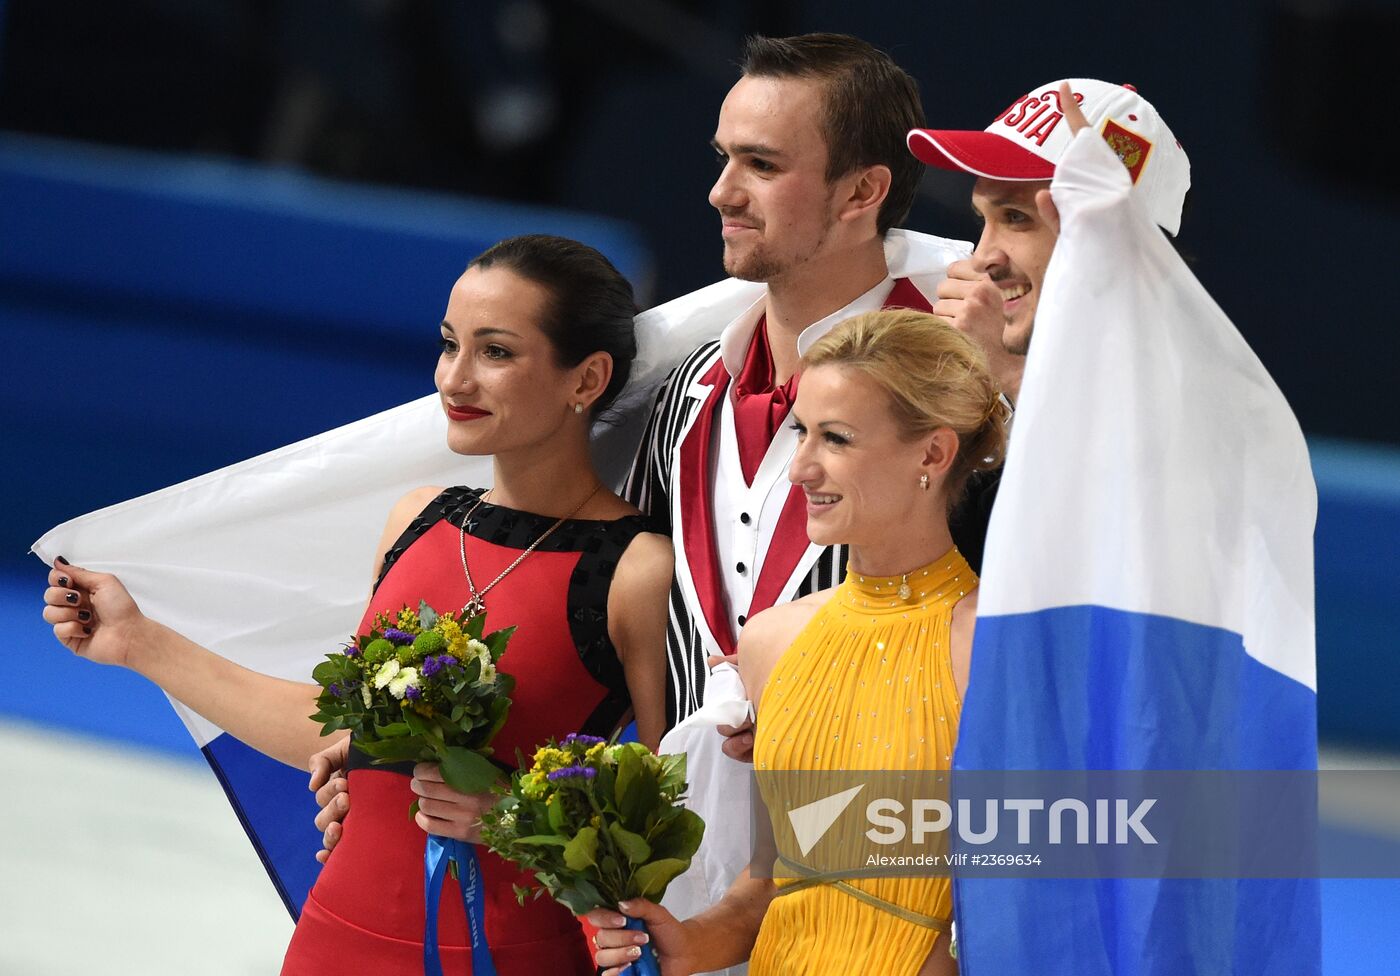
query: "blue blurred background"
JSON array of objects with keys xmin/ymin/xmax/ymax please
[{"xmin": 2, "ymin": 0, "xmax": 1398, "ymax": 972}]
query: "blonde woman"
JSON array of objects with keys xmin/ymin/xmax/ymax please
[{"xmin": 587, "ymin": 308, "xmax": 1008, "ymax": 975}]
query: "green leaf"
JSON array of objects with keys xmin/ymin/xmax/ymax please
[
  {"xmin": 353, "ymin": 736, "xmax": 430, "ymax": 762},
  {"xmin": 658, "ymin": 752, "xmax": 688, "ymax": 793},
  {"xmin": 607, "ymin": 823, "xmax": 652, "ymax": 866},
  {"xmin": 547, "ymin": 794, "xmax": 567, "ymax": 832},
  {"xmin": 402, "ymin": 710, "xmax": 429, "ymax": 736},
  {"xmin": 651, "ymin": 808, "xmax": 706, "ymax": 861},
  {"xmin": 312, "ymin": 659, "xmax": 344, "ymax": 685},
  {"xmin": 563, "ymin": 826, "xmax": 599, "ymax": 871},
  {"xmin": 438, "ymin": 747, "xmax": 500, "ymax": 794},
  {"xmin": 551, "ymin": 886, "xmax": 601, "ymax": 916},
  {"xmin": 417, "ymin": 600, "xmax": 440, "ymax": 629},
  {"xmin": 573, "ymin": 876, "xmax": 605, "ymax": 909},
  {"xmin": 483, "ymin": 625, "xmax": 517, "ymax": 661},
  {"xmin": 615, "ymin": 749, "xmax": 660, "ymax": 832},
  {"xmin": 374, "ymin": 721, "xmax": 411, "ymax": 737},
  {"xmin": 510, "ymin": 835, "xmax": 569, "ymax": 847},
  {"xmin": 484, "ymin": 697, "xmax": 511, "ymax": 741},
  {"xmin": 631, "ymin": 857, "xmax": 691, "ymax": 900}
]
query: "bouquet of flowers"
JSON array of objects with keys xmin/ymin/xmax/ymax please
[
  {"xmin": 310, "ymin": 600, "xmax": 515, "ymax": 794},
  {"xmin": 481, "ymin": 734, "xmax": 706, "ymax": 976}
]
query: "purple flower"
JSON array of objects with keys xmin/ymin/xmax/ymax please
[
  {"xmin": 563, "ymin": 733, "xmax": 606, "ymax": 746},
  {"xmin": 421, "ymin": 656, "xmax": 441, "ymax": 678},
  {"xmin": 546, "ymin": 765, "xmax": 598, "ymax": 782},
  {"xmin": 328, "ymin": 683, "xmax": 341, "ymax": 697},
  {"xmin": 404, "ymin": 685, "xmax": 422, "ymax": 701},
  {"xmin": 438, "ymin": 654, "xmax": 458, "ymax": 668},
  {"xmin": 344, "ymin": 644, "xmax": 362, "ymax": 658},
  {"xmin": 384, "ymin": 628, "xmax": 415, "ymax": 645}
]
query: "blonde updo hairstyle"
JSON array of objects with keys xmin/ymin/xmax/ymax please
[{"xmin": 801, "ymin": 309, "xmax": 1010, "ymax": 509}]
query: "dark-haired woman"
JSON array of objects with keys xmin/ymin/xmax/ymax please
[{"xmin": 42, "ymin": 235, "xmax": 673, "ymax": 974}]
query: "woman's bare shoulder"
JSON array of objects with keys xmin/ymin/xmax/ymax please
[{"xmin": 738, "ymin": 590, "xmax": 833, "ymax": 666}]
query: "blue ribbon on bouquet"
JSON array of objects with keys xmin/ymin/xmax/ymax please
[
  {"xmin": 424, "ymin": 835, "xmax": 497, "ymax": 976},
  {"xmin": 623, "ymin": 917, "xmax": 661, "ymax": 976}
]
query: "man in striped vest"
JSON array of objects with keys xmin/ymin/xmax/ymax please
[{"xmin": 623, "ymin": 34, "xmax": 990, "ymax": 727}]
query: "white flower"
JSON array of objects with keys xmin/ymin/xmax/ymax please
[
  {"xmin": 477, "ymin": 661, "xmax": 497, "ymax": 688},
  {"xmin": 361, "ymin": 684, "xmax": 372, "ymax": 708},
  {"xmin": 373, "ymin": 660, "xmax": 400, "ymax": 689},
  {"xmin": 465, "ymin": 639, "xmax": 490, "ymax": 662},
  {"xmin": 388, "ymin": 666, "xmax": 421, "ymax": 700}
]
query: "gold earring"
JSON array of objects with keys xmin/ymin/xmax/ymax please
[{"xmin": 919, "ymin": 474, "xmax": 929, "ymax": 490}]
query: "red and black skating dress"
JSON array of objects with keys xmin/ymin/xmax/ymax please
[{"xmin": 282, "ymin": 486, "xmax": 648, "ymax": 975}]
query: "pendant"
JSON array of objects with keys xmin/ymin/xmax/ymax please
[
  {"xmin": 897, "ymin": 576, "xmax": 912, "ymax": 601},
  {"xmin": 461, "ymin": 596, "xmax": 486, "ymax": 619}
]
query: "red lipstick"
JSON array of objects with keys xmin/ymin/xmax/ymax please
[{"xmin": 446, "ymin": 403, "xmax": 491, "ymax": 422}]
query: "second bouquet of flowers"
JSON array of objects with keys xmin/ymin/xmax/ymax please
[{"xmin": 481, "ymin": 733, "xmax": 706, "ymax": 976}]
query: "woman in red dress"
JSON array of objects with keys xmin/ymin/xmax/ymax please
[{"xmin": 41, "ymin": 235, "xmax": 673, "ymax": 974}]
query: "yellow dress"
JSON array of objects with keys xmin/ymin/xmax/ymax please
[{"xmin": 748, "ymin": 547, "xmax": 974, "ymax": 975}]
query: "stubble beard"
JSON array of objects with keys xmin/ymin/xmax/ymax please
[
  {"xmin": 721, "ymin": 220, "xmax": 832, "ymax": 284},
  {"xmin": 723, "ymin": 240, "xmax": 784, "ymax": 283},
  {"xmin": 1003, "ymin": 321, "xmax": 1032, "ymax": 356}
]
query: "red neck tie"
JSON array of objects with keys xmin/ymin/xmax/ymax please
[{"xmin": 731, "ymin": 315, "xmax": 797, "ymax": 486}]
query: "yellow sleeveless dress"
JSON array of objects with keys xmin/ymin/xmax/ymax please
[{"xmin": 748, "ymin": 547, "xmax": 974, "ymax": 975}]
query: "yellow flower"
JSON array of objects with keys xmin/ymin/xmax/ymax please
[
  {"xmin": 584, "ymin": 743, "xmax": 606, "ymax": 765},
  {"xmin": 395, "ymin": 608, "xmax": 421, "ymax": 634},
  {"xmin": 531, "ymin": 746, "xmax": 570, "ymax": 774},
  {"xmin": 436, "ymin": 618, "xmax": 464, "ymax": 644},
  {"xmin": 520, "ymin": 772, "xmax": 547, "ymax": 800}
]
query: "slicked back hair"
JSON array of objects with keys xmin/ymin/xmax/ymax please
[
  {"xmin": 469, "ymin": 235, "xmax": 638, "ymax": 417},
  {"xmin": 740, "ymin": 33, "xmax": 925, "ymax": 235}
]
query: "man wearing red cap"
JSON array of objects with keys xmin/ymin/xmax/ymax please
[{"xmin": 908, "ymin": 78, "xmax": 1191, "ymax": 402}]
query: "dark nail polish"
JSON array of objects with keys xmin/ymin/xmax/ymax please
[
  {"xmin": 78, "ymin": 610, "xmax": 91, "ymax": 621},
  {"xmin": 66, "ymin": 592, "xmax": 79, "ymax": 604},
  {"xmin": 58, "ymin": 576, "xmax": 69, "ymax": 588},
  {"xmin": 83, "ymin": 626, "xmax": 92, "ymax": 635},
  {"xmin": 56, "ymin": 555, "xmax": 70, "ymax": 565}
]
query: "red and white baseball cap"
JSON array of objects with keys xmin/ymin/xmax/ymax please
[{"xmin": 908, "ymin": 79, "xmax": 1190, "ymax": 235}]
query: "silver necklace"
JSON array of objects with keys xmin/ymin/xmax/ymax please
[{"xmin": 457, "ymin": 483, "xmax": 604, "ymax": 618}]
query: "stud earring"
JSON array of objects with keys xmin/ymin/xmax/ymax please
[
  {"xmin": 919, "ymin": 473, "xmax": 930, "ymax": 491},
  {"xmin": 573, "ymin": 403, "xmax": 584, "ymax": 414}
]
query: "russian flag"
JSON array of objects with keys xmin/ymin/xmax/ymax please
[
  {"xmin": 952, "ymin": 129, "xmax": 1321, "ymax": 973},
  {"xmin": 32, "ymin": 395, "xmax": 477, "ymax": 917}
]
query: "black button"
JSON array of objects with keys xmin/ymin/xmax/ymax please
[
  {"xmin": 736, "ymin": 562, "xmax": 747, "ymax": 574},
  {"xmin": 737, "ymin": 614, "xmax": 747, "ymax": 626},
  {"xmin": 739, "ymin": 512, "xmax": 751, "ymax": 525}
]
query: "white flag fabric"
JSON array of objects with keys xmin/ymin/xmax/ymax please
[
  {"xmin": 29, "ymin": 228, "xmax": 968, "ymax": 915},
  {"xmin": 952, "ymin": 128, "xmax": 1320, "ymax": 973}
]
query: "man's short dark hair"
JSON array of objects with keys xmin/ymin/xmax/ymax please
[{"xmin": 741, "ymin": 33, "xmax": 925, "ymax": 235}]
